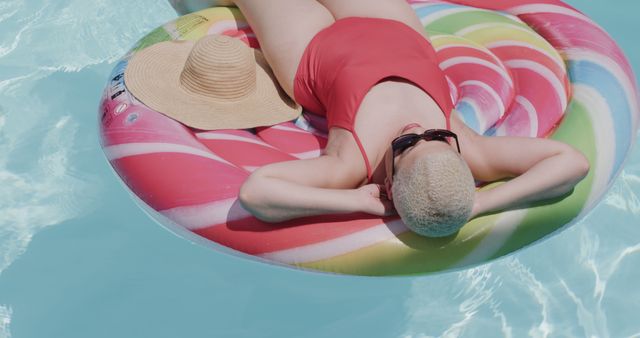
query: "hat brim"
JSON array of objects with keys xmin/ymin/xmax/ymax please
[{"xmin": 124, "ymin": 39, "xmax": 302, "ymax": 130}]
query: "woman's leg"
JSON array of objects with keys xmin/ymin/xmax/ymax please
[
  {"xmin": 233, "ymin": 0, "xmax": 335, "ymax": 100},
  {"xmin": 317, "ymin": 0, "xmax": 427, "ymax": 38}
]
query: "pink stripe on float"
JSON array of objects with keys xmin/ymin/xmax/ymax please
[
  {"xmin": 515, "ymin": 95, "xmax": 539, "ymax": 137},
  {"xmin": 112, "ymin": 153, "xmax": 247, "ymax": 211},
  {"xmin": 515, "ymin": 13, "xmax": 632, "ymax": 76},
  {"xmin": 505, "ymin": 68, "xmax": 564, "ymax": 137},
  {"xmin": 196, "ymin": 131, "xmax": 278, "ymax": 149},
  {"xmin": 101, "ymin": 104, "xmax": 208, "ymax": 149},
  {"xmin": 508, "ymin": 4, "xmax": 595, "ymax": 23},
  {"xmin": 268, "ymin": 124, "xmax": 312, "ymax": 134},
  {"xmin": 256, "ymin": 122, "xmax": 327, "ymax": 154},
  {"xmin": 193, "ymin": 213, "xmax": 404, "ymax": 255},
  {"xmin": 441, "ymin": 56, "xmax": 514, "ymax": 87},
  {"xmin": 197, "ymin": 136, "xmax": 296, "ymax": 169},
  {"xmin": 104, "ymin": 142, "xmax": 233, "ymax": 165},
  {"xmin": 489, "ymin": 45, "xmax": 571, "ymax": 103},
  {"xmin": 504, "ymin": 59, "xmax": 568, "ymax": 110},
  {"xmin": 445, "ymin": 0, "xmax": 577, "ymax": 13},
  {"xmin": 486, "ymin": 40, "xmax": 566, "ymax": 76},
  {"xmin": 496, "ymin": 95, "xmax": 538, "ymax": 137}
]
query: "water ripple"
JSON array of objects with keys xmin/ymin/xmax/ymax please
[
  {"xmin": 0, "ymin": 6, "xmax": 176, "ymax": 338},
  {"xmin": 0, "ymin": 305, "xmax": 11, "ymax": 338}
]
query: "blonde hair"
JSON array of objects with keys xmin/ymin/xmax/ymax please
[{"xmin": 392, "ymin": 149, "xmax": 475, "ymax": 237}]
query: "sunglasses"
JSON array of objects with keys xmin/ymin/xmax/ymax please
[{"xmin": 383, "ymin": 128, "xmax": 461, "ymax": 200}]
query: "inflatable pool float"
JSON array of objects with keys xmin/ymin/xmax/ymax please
[{"xmin": 99, "ymin": 0, "xmax": 639, "ymax": 276}]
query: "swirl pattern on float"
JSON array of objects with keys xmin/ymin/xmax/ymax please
[{"xmin": 99, "ymin": 0, "xmax": 639, "ymax": 275}]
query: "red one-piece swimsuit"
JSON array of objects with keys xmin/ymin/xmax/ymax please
[{"xmin": 293, "ymin": 16, "xmax": 454, "ymax": 184}]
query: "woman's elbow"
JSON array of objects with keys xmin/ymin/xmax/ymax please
[
  {"xmin": 238, "ymin": 179, "xmax": 255, "ymax": 208},
  {"xmin": 565, "ymin": 147, "xmax": 590, "ymax": 181},
  {"xmin": 238, "ymin": 177, "xmax": 281, "ymax": 223},
  {"xmin": 239, "ymin": 177, "xmax": 267, "ymax": 219}
]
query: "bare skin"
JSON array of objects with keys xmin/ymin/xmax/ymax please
[{"xmin": 234, "ymin": 0, "xmax": 590, "ymax": 223}]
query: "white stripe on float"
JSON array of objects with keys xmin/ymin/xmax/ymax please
[
  {"xmin": 563, "ymin": 48, "xmax": 640, "ymax": 132},
  {"xmin": 196, "ymin": 132, "xmax": 277, "ymax": 149},
  {"xmin": 292, "ymin": 149, "xmax": 322, "ymax": 159},
  {"xmin": 504, "ymin": 59, "xmax": 568, "ymax": 111},
  {"xmin": 435, "ymin": 43, "xmax": 505, "ymax": 66},
  {"xmin": 451, "ymin": 209, "xmax": 528, "ymax": 268},
  {"xmin": 572, "ymin": 84, "xmax": 616, "ymax": 215},
  {"xmin": 455, "ymin": 22, "xmax": 536, "ymax": 39},
  {"xmin": 104, "ymin": 142, "xmax": 234, "ymax": 166},
  {"xmin": 446, "ymin": 75, "xmax": 459, "ymax": 103},
  {"xmin": 208, "ymin": 20, "xmax": 249, "ymax": 34},
  {"xmin": 494, "ymin": 120, "xmax": 508, "ymax": 137},
  {"xmin": 161, "ymin": 22, "xmax": 182, "ymax": 40},
  {"xmin": 486, "ymin": 40, "xmax": 566, "ymax": 71},
  {"xmin": 508, "ymin": 4, "xmax": 597, "ymax": 27},
  {"xmin": 242, "ymin": 165, "xmax": 260, "ymax": 172},
  {"xmin": 259, "ymin": 219, "xmax": 408, "ymax": 264},
  {"xmin": 515, "ymin": 95, "xmax": 539, "ymax": 138},
  {"xmin": 429, "ymin": 34, "xmax": 457, "ymax": 42},
  {"xmin": 459, "ymin": 80, "xmax": 506, "ymax": 118},
  {"xmin": 441, "ymin": 56, "xmax": 514, "ymax": 88},
  {"xmin": 160, "ymin": 197, "xmax": 252, "ymax": 230},
  {"xmin": 294, "ymin": 116, "xmax": 329, "ymax": 138}
]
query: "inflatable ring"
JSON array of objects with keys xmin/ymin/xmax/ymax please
[{"xmin": 99, "ymin": 0, "xmax": 640, "ymax": 276}]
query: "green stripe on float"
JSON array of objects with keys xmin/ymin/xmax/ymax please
[
  {"xmin": 491, "ymin": 99, "xmax": 596, "ymax": 258},
  {"xmin": 425, "ymin": 11, "xmax": 529, "ymax": 35},
  {"xmin": 429, "ymin": 33, "xmax": 487, "ymax": 50},
  {"xmin": 461, "ymin": 28, "xmax": 561, "ymax": 61},
  {"xmin": 133, "ymin": 27, "xmax": 172, "ymax": 52}
]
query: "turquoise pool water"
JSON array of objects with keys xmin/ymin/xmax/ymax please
[{"xmin": 1, "ymin": 0, "xmax": 638, "ymax": 337}]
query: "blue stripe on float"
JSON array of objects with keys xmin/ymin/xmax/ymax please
[
  {"xmin": 568, "ymin": 59, "xmax": 633, "ymax": 180},
  {"xmin": 414, "ymin": 3, "xmax": 462, "ymax": 19},
  {"xmin": 455, "ymin": 100, "xmax": 481, "ymax": 134}
]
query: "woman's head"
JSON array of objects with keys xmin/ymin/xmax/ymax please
[{"xmin": 385, "ymin": 126, "xmax": 475, "ymax": 237}]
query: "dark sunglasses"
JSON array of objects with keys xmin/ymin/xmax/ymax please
[
  {"xmin": 384, "ymin": 129, "xmax": 461, "ymax": 200},
  {"xmin": 394, "ymin": 128, "xmax": 460, "ymax": 153}
]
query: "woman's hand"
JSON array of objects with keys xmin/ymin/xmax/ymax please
[{"xmin": 356, "ymin": 184, "xmax": 397, "ymax": 217}]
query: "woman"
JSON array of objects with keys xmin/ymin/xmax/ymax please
[{"xmin": 235, "ymin": 0, "xmax": 590, "ymax": 237}]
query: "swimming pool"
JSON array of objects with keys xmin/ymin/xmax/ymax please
[{"xmin": 0, "ymin": 0, "xmax": 638, "ymax": 336}]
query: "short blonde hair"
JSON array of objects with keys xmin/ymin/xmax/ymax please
[{"xmin": 392, "ymin": 149, "xmax": 475, "ymax": 237}]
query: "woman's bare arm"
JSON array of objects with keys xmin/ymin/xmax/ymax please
[
  {"xmin": 238, "ymin": 155, "xmax": 394, "ymax": 223},
  {"xmin": 467, "ymin": 134, "xmax": 590, "ymax": 218}
]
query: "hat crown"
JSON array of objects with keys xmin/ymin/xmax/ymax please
[{"xmin": 180, "ymin": 35, "xmax": 256, "ymax": 100}]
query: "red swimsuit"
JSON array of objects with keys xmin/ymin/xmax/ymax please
[{"xmin": 293, "ymin": 16, "xmax": 453, "ymax": 183}]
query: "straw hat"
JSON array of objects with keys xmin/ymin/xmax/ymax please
[{"xmin": 124, "ymin": 34, "xmax": 302, "ymax": 130}]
